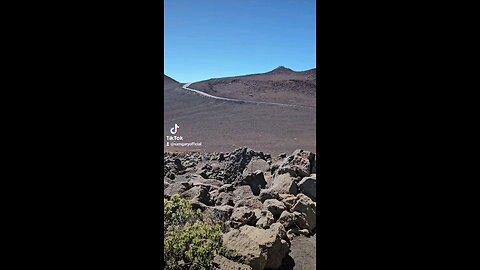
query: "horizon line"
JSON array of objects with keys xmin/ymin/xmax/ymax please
[{"xmin": 164, "ymin": 65, "xmax": 317, "ymax": 83}]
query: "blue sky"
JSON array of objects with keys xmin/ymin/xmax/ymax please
[{"xmin": 164, "ymin": 0, "xmax": 316, "ymax": 83}]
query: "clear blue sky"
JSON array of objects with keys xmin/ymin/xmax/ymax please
[{"xmin": 164, "ymin": 0, "xmax": 316, "ymax": 83}]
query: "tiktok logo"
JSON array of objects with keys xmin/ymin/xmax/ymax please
[{"xmin": 170, "ymin": 123, "xmax": 180, "ymax": 135}]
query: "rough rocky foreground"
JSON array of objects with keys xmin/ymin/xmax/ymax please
[{"xmin": 164, "ymin": 147, "xmax": 317, "ymax": 270}]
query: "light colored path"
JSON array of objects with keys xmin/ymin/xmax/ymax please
[{"xmin": 182, "ymin": 83, "xmax": 315, "ymax": 110}]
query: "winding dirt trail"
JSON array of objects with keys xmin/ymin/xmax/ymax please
[{"xmin": 182, "ymin": 83, "xmax": 315, "ymax": 110}]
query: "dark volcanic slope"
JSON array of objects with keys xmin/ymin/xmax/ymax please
[
  {"xmin": 189, "ymin": 66, "xmax": 316, "ymax": 108},
  {"xmin": 164, "ymin": 74, "xmax": 180, "ymax": 89},
  {"xmin": 164, "ymin": 74, "xmax": 316, "ymax": 155}
]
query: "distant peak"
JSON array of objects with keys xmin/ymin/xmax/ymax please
[
  {"xmin": 275, "ymin": 66, "xmax": 292, "ymax": 71},
  {"xmin": 269, "ymin": 66, "xmax": 295, "ymax": 73}
]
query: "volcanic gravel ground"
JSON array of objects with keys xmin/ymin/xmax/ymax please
[
  {"xmin": 189, "ymin": 66, "xmax": 316, "ymax": 108},
  {"xmin": 164, "ymin": 70, "xmax": 316, "ymax": 155}
]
